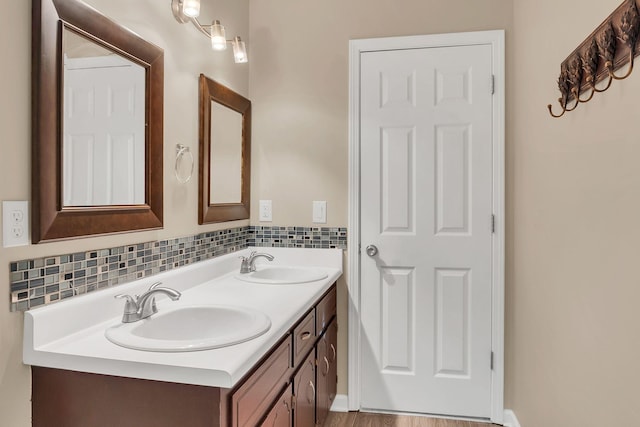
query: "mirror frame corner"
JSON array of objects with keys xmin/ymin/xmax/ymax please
[
  {"xmin": 32, "ymin": 0, "xmax": 164, "ymax": 242},
  {"xmin": 198, "ymin": 74, "xmax": 251, "ymax": 224}
]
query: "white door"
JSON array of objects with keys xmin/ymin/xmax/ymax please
[
  {"xmin": 63, "ymin": 55, "xmax": 146, "ymax": 207},
  {"xmin": 359, "ymin": 44, "xmax": 494, "ymax": 418}
]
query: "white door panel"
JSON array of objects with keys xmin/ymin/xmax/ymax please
[
  {"xmin": 360, "ymin": 44, "xmax": 493, "ymax": 418},
  {"xmin": 64, "ymin": 55, "xmax": 145, "ymax": 206}
]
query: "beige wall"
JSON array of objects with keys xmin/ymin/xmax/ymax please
[
  {"xmin": 249, "ymin": 0, "xmax": 513, "ymax": 406},
  {"xmin": 5, "ymin": 0, "xmax": 639, "ymax": 425},
  {"xmin": 0, "ymin": 0, "xmax": 248, "ymax": 425},
  {"xmin": 248, "ymin": 0, "xmax": 513, "ymax": 228},
  {"xmin": 509, "ymin": 0, "xmax": 640, "ymax": 425}
]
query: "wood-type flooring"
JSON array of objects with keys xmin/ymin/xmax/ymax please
[{"xmin": 323, "ymin": 411, "xmax": 498, "ymax": 427}]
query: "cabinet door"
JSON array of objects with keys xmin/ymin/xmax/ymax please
[
  {"xmin": 231, "ymin": 337, "xmax": 293, "ymax": 427},
  {"xmin": 261, "ymin": 385, "xmax": 293, "ymax": 427},
  {"xmin": 327, "ymin": 320, "xmax": 338, "ymax": 407},
  {"xmin": 316, "ymin": 319, "xmax": 338, "ymax": 426},
  {"xmin": 315, "ymin": 331, "xmax": 331, "ymax": 426},
  {"xmin": 293, "ymin": 352, "xmax": 316, "ymax": 426}
]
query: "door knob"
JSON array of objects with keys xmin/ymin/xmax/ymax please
[{"xmin": 366, "ymin": 245, "xmax": 378, "ymax": 257}]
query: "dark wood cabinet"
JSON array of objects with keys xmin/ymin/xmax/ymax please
[
  {"xmin": 261, "ymin": 386, "xmax": 293, "ymax": 427},
  {"xmin": 293, "ymin": 309, "xmax": 316, "ymax": 367},
  {"xmin": 231, "ymin": 336, "xmax": 293, "ymax": 427},
  {"xmin": 315, "ymin": 319, "xmax": 337, "ymax": 426},
  {"xmin": 327, "ymin": 320, "xmax": 338, "ymax": 409},
  {"xmin": 32, "ymin": 284, "xmax": 338, "ymax": 427},
  {"xmin": 292, "ymin": 352, "xmax": 316, "ymax": 427}
]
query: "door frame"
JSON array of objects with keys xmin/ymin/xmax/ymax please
[{"xmin": 347, "ymin": 30, "xmax": 505, "ymax": 424}]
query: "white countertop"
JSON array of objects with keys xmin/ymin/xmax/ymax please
[{"xmin": 23, "ymin": 247, "xmax": 343, "ymax": 389}]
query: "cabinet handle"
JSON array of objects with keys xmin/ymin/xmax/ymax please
[
  {"xmin": 330, "ymin": 344, "xmax": 336, "ymax": 362},
  {"xmin": 323, "ymin": 356, "xmax": 329, "ymax": 376},
  {"xmin": 307, "ymin": 380, "xmax": 315, "ymax": 404},
  {"xmin": 300, "ymin": 331, "xmax": 312, "ymax": 341}
]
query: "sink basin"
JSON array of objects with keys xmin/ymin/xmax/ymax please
[
  {"xmin": 236, "ymin": 266, "xmax": 328, "ymax": 284},
  {"xmin": 105, "ymin": 305, "xmax": 271, "ymax": 352}
]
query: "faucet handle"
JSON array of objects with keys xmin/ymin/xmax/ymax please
[
  {"xmin": 115, "ymin": 294, "xmax": 140, "ymax": 323},
  {"xmin": 239, "ymin": 253, "xmax": 253, "ymax": 274},
  {"xmin": 115, "ymin": 294, "xmax": 138, "ymax": 312}
]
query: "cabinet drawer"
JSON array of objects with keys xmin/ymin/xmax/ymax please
[
  {"xmin": 292, "ymin": 309, "xmax": 315, "ymax": 366},
  {"xmin": 231, "ymin": 337, "xmax": 292, "ymax": 427},
  {"xmin": 315, "ymin": 286, "xmax": 336, "ymax": 335}
]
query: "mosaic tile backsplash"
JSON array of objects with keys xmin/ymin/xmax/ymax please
[
  {"xmin": 9, "ymin": 225, "xmax": 347, "ymax": 311},
  {"xmin": 248, "ymin": 226, "xmax": 347, "ymax": 249}
]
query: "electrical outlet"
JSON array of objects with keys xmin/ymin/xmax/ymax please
[
  {"xmin": 3, "ymin": 201, "xmax": 29, "ymax": 247},
  {"xmin": 11, "ymin": 210, "xmax": 23, "ymax": 223},
  {"xmin": 259, "ymin": 200, "xmax": 272, "ymax": 222},
  {"xmin": 12, "ymin": 226, "xmax": 23, "ymax": 238}
]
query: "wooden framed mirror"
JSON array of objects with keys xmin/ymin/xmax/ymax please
[
  {"xmin": 32, "ymin": 0, "xmax": 164, "ymax": 242},
  {"xmin": 198, "ymin": 74, "xmax": 251, "ymax": 224}
]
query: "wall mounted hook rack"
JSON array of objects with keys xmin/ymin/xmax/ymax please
[{"xmin": 548, "ymin": 0, "xmax": 640, "ymax": 118}]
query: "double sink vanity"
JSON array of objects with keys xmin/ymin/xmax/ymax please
[{"xmin": 24, "ymin": 247, "xmax": 342, "ymax": 427}]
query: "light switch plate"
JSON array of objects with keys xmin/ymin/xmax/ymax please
[
  {"xmin": 3, "ymin": 201, "xmax": 30, "ymax": 247},
  {"xmin": 259, "ymin": 200, "xmax": 272, "ymax": 222},
  {"xmin": 313, "ymin": 201, "xmax": 327, "ymax": 224}
]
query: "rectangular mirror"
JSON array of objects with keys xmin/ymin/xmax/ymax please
[
  {"xmin": 199, "ymin": 74, "xmax": 251, "ymax": 224},
  {"xmin": 32, "ymin": 0, "xmax": 164, "ymax": 242}
]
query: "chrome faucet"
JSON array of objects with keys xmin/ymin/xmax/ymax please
[
  {"xmin": 114, "ymin": 282, "xmax": 181, "ymax": 323},
  {"xmin": 239, "ymin": 251, "xmax": 275, "ymax": 274}
]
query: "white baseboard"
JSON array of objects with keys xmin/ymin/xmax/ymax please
[
  {"xmin": 330, "ymin": 394, "xmax": 349, "ymax": 412},
  {"xmin": 503, "ymin": 410, "xmax": 521, "ymax": 427}
]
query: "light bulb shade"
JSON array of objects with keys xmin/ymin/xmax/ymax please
[
  {"xmin": 182, "ymin": 0, "xmax": 200, "ymax": 17},
  {"xmin": 233, "ymin": 37, "xmax": 248, "ymax": 63},
  {"xmin": 210, "ymin": 21, "xmax": 227, "ymax": 50}
]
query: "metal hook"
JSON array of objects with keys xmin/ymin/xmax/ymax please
[
  {"xmin": 548, "ymin": 97, "xmax": 569, "ymax": 118},
  {"xmin": 610, "ymin": 51, "xmax": 635, "ymax": 80},
  {"xmin": 612, "ymin": 0, "xmax": 640, "ymax": 80},
  {"xmin": 593, "ymin": 71, "xmax": 614, "ymax": 93},
  {"xmin": 564, "ymin": 91, "xmax": 580, "ymax": 112},
  {"xmin": 578, "ymin": 84, "xmax": 595, "ymax": 103},
  {"xmin": 579, "ymin": 40, "xmax": 599, "ymax": 102},
  {"xmin": 549, "ymin": 65, "xmax": 572, "ymax": 118}
]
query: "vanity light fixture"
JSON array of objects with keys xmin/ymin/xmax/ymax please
[
  {"xmin": 171, "ymin": 0, "xmax": 248, "ymax": 63},
  {"xmin": 182, "ymin": 0, "xmax": 201, "ymax": 18},
  {"xmin": 232, "ymin": 37, "xmax": 248, "ymax": 63},
  {"xmin": 211, "ymin": 20, "xmax": 227, "ymax": 51}
]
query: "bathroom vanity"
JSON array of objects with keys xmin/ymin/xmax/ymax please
[{"xmin": 24, "ymin": 248, "xmax": 342, "ymax": 427}]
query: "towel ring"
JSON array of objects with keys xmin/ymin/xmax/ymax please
[{"xmin": 175, "ymin": 144, "xmax": 194, "ymax": 184}]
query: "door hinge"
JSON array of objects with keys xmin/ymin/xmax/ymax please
[
  {"xmin": 358, "ymin": 244, "xmax": 361, "ymax": 254},
  {"xmin": 291, "ymin": 394, "xmax": 297, "ymax": 411},
  {"xmin": 490, "ymin": 351, "xmax": 494, "ymax": 370},
  {"xmin": 491, "ymin": 214, "xmax": 496, "ymax": 233},
  {"xmin": 490, "ymin": 75, "xmax": 495, "ymax": 95}
]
